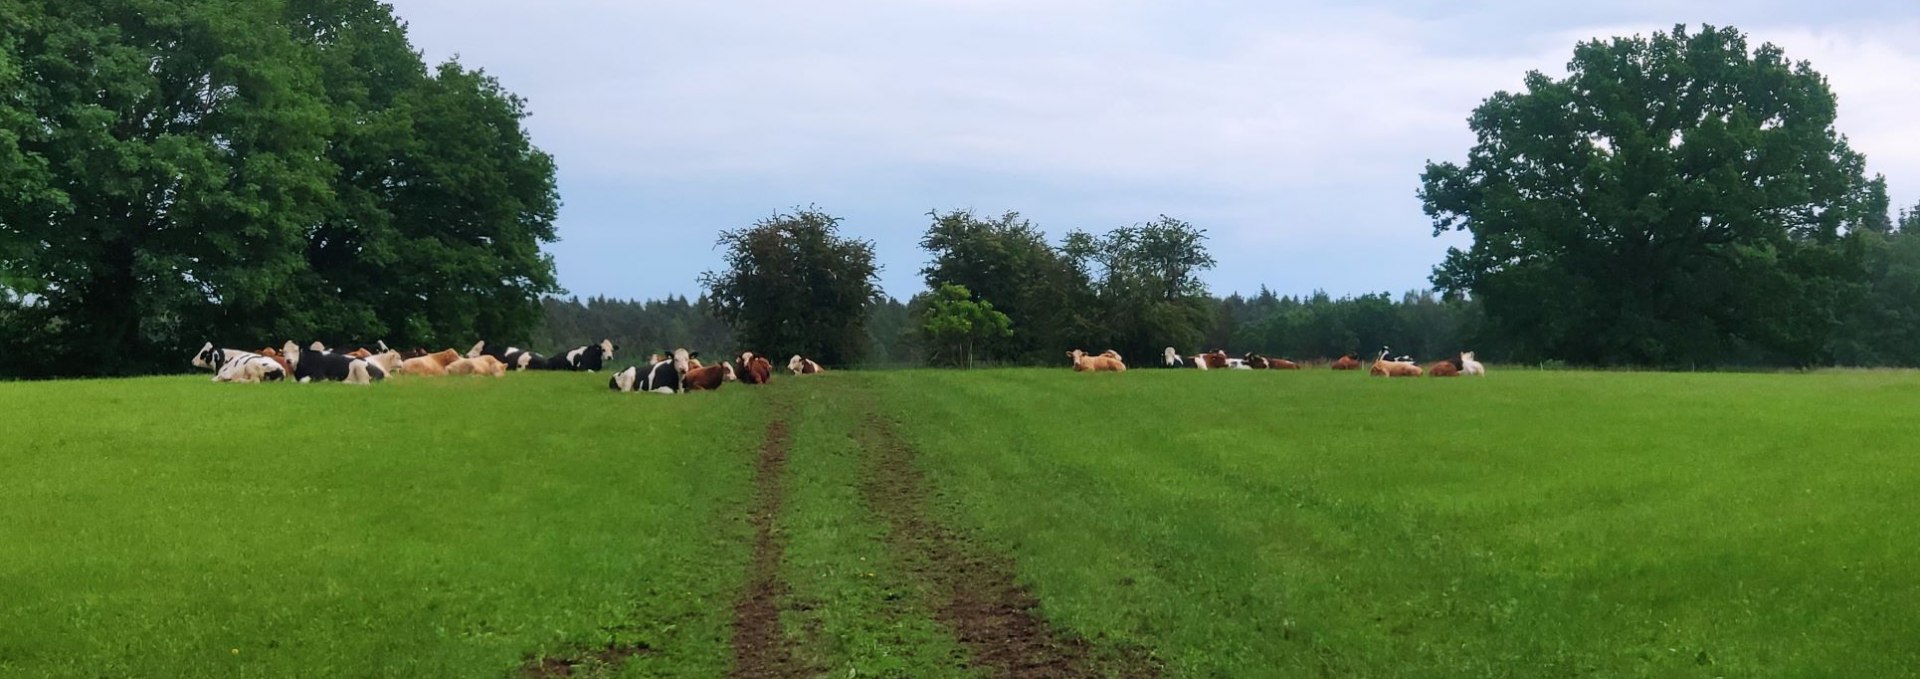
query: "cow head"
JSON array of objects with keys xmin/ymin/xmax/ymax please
[
  {"xmin": 599, "ymin": 339, "xmax": 616, "ymax": 362},
  {"xmin": 672, "ymin": 348, "xmax": 692, "ymax": 376},
  {"xmin": 722, "ymin": 361, "xmax": 738, "ymax": 382},
  {"xmin": 281, "ymin": 341, "xmax": 303, "ymax": 368},
  {"xmin": 788, "ymin": 355, "xmax": 804, "ymax": 373},
  {"xmin": 192, "ymin": 342, "xmax": 223, "ymax": 370}
]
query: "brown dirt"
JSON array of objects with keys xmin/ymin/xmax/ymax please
[
  {"xmin": 727, "ymin": 418, "xmax": 812, "ymax": 679},
  {"xmin": 517, "ymin": 642, "xmax": 651, "ymax": 678},
  {"xmin": 854, "ymin": 413, "xmax": 1162, "ymax": 679}
]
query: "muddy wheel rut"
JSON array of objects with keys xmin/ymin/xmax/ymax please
[
  {"xmin": 728, "ymin": 418, "xmax": 811, "ymax": 678},
  {"xmin": 854, "ymin": 412, "xmax": 1161, "ymax": 679}
]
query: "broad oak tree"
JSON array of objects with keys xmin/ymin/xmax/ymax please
[{"xmin": 1420, "ymin": 24, "xmax": 1879, "ymax": 366}]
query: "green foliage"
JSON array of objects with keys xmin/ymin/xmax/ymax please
[
  {"xmin": 1223, "ymin": 289, "xmax": 1482, "ymax": 361},
  {"xmin": 535, "ymin": 294, "xmax": 733, "ymax": 359},
  {"xmin": 1829, "ymin": 217, "xmax": 1920, "ymax": 365},
  {"xmin": 0, "ymin": 0, "xmax": 558, "ymax": 377},
  {"xmin": 919, "ymin": 209, "xmax": 1097, "ymax": 363},
  {"xmin": 863, "ymin": 296, "xmax": 919, "ymax": 366},
  {"xmin": 917, "ymin": 283, "xmax": 1012, "ymax": 368},
  {"xmin": 701, "ymin": 207, "xmax": 882, "ymax": 366},
  {"xmin": 1069, "ymin": 215, "xmax": 1218, "ymax": 361},
  {"xmin": 1421, "ymin": 24, "xmax": 1875, "ymax": 367}
]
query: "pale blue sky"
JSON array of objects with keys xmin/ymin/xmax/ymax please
[{"xmin": 384, "ymin": 0, "xmax": 1920, "ymax": 302}]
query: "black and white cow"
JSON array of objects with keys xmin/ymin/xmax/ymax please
[
  {"xmin": 467, "ymin": 340, "xmax": 543, "ymax": 371},
  {"xmin": 545, "ymin": 339, "xmax": 616, "ymax": 371},
  {"xmin": 282, "ymin": 341, "xmax": 383, "ymax": 385},
  {"xmin": 608, "ymin": 348, "xmax": 691, "ymax": 394},
  {"xmin": 191, "ymin": 342, "xmax": 288, "ymax": 383}
]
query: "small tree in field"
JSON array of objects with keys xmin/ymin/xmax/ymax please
[{"xmin": 919, "ymin": 283, "xmax": 1012, "ymax": 368}]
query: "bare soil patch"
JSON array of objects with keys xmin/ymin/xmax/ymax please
[
  {"xmin": 728, "ymin": 418, "xmax": 812, "ymax": 679},
  {"xmin": 854, "ymin": 413, "xmax": 1161, "ymax": 679}
]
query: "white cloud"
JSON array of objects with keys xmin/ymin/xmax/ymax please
[{"xmin": 387, "ymin": 0, "xmax": 1920, "ymax": 299}]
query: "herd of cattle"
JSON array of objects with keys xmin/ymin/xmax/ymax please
[
  {"xmin": 193, "ymin": 338, "xmax": 1484, "ymax": 387},
  {"xmin": 1064, "ymin": 347, "xmax": 1488, "ymax": 376},
  {"xmin": 190, "ymin": 339, "xmax": 829, "ymax": 393}
]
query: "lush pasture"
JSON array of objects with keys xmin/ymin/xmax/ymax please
[
  {"xmin": 849, "ymin": 368, "xmax": 1920, "ymax": 677},
  {"xmin": 0, "ymin": 373, "xmax": 761, "ymax": 678},
  {"xmin": 4, "ymin": 367, "xmax": 1919, "ymax": 677}
]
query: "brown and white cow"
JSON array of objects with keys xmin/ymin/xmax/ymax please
[
  {"xmin": 737, "ymin": 352, "xmax": 774, "ymax": 385},
  {"xmin": 682, "ymin": 362, "xmax": 737, "ymax": 391},
  {"xmin": 1331, "ymin": 355, "xmax": 1362, "ymax": 371},
  {"xmin": 788, "ymin": 355, "xmax": 824, "ymax": 375}
]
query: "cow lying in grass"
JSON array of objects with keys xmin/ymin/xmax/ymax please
[
  {"xmin": 682, "ymin": 362, "xmax": 737, "ymax": 391},
  {"xmin": 788, "ymin": 355, "xmax": 824, "ymax": 375},
  {"xmin": 400, "ymin": 349, "xmax": 462, "ymax": 376},
  {"xmin": 1427, "ymin": 360, "xmax": 1461, "ymax": 377},
  {"xmin": 611, "ymin": 348, "xmax": 694, "ymax": 393},
  {"xmin": 192, "ymin": 343, "xmax": 287, "ymax": 383},
  {"xmin": 1067, "ymin": 349, "xmax": 1126, "ymax": 372},
  {"xmin": 466, "ymin": 341, "xmax": 542, "ymax": 371},
  {"xmin": 1369, "ymin": 348, "xmax": 1423, "ymax": 378},
  {"xmin": 737, "ymin": 352, "xmax": 774, "ymax": 385},
  {"xmin": 1331, "ymin": 355, "xmax": 1362, "ymax": 370},
  {"xmin": 1461, "ymin": 351, "xmax": 1486, "ymax": 376},
  {"xmin": 1244, "ymin": 353, "xmax": 1301, "ymax": 370},
  {"xmin": 282, "ymin": 341, "xmax": 384, "ymax": 385},
  {"xmin": 446, "ymin": 354, "xmax": 507, "ymax": 377}
]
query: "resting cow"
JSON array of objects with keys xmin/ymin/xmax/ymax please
[
  {"xmin": 193, "ymin": 343, "xmax": 288, "ymax": 383},
  {"xmin": 681, "ymin": 362, "xmax": 737, "ymax": 391},
  {"xmin": 787, "ymin": 355, "xmax": 824, "ymax": 375},
  {"xmin": 737, "ymin": 352, "xmax": 774, "ymax": 385},
  {"xmin": 528, "ymin": 339, "xmax": 616, "ymax": 371},
  {"xmin": 1067, "ymin": 349, "xmax": 1126, "ymax": 372},
  {"xmin": 446, "ymin": 355, "xmax": 507, "ymax": 377},
  {"xmin": 610, "ymin": 348, "xmax": 694, "ymax": 394},
  {"xmin": 282, "ymin": 341, "xmax": 383, "ymax": 385},
  {"xmin": 1162, "ymin": 347, "xmax": 1209, "ymax": 369}
]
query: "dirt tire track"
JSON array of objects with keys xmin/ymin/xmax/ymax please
[
  {"xmin": 517, "ymin": 643, "xmax": 651, "ymax": 678},
  {"xmin": 855, "ymin": 412, "xmax": 1162, "ymax": 679},
  {"xmin": 728, "ymin": 417, "xmax": 812, "ymax": 679}
]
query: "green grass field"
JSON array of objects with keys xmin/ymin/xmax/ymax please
[{"xmin": 3, "ymin": 367, "xmax": 1918, "ymax": 677}]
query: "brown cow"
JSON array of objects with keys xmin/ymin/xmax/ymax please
[
  {"xmin": 1067, "ymin": 349, "xmax": 1126, "ymax": 372},
  {"xmin": 447, "ymin": 354, "xmax": 507, "ymax": 377},
  {"xmin": 1331, "ymin": 355, "xmax": 1362, "ymax": 370},
  {"xmin": 682, "ymin": 362, "xmax": 737, "ymax": 391},
  {"xmin": 1428, "ymin": 360, "xmax": 1461, "ymax": 377},
  {"xmin": 401, "ymin": 348, "xmax": 461, "ymax": 376},
  {"xmin": 737, "ymin": 352, "xmax": 774, "ymax": 385}
]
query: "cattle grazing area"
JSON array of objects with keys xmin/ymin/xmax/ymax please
[{"xmin": 4, "ymin": 370, "xmax": 1920, "ymax": 676}]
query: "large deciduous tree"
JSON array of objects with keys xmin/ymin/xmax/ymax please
[
  {"xmin": 1420, "ymin": 24, "xmax": 1877, "ymax": 367},
  {"xmin": 0, "ymin": 0, "xmax": 559, "ymax": 377},
  {"xmin": 701, "ymin": 207, "xmax": 882, "ymax": 366}
]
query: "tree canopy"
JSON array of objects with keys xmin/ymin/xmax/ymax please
[
  {"xmin": 918, "ymin": 283, "xmax": 1012, "ymax": 368},
  {"xmin": 919, "ymin": 209, "xmax": 1096, "ymax": 363},
  {"xmin": 0, "ymin": 0, "xmax": 558, "ymax": 377},
  {"xmin": 701, "ymin": 207, "xmax": 882, "ymax": 366},
  {"xmin": 1421, "ymin": 24, "xmax": 1877, "ymax": 367}
]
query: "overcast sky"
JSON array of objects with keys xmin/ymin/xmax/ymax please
[{"xmin": 384, "ymin": 0, "xmax": 1920, "ymax": 302}]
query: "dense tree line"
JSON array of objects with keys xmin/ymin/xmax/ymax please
[{"xmin": 0, "ymin": 0, "xmax": 557, "ymax": 377}]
